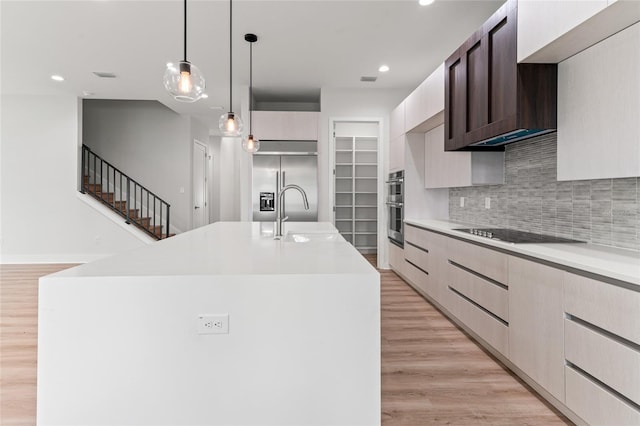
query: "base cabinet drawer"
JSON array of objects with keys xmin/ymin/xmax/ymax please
[
  {"xmin": 449, "ymin": 262, "xmax": 508, "ymax": 322},
  {"xmin": 404, "ymin": 242, "xmax": 430, "ymax": 272},
  {"xmin": 404, "ymin": 258, "xmax": 431, "ymax": 295},
  {"xmin": 447, "ymin": 238, "xmax": 508, "ymax": 284},
  {"xmin": 565, "ymin": 272, "xmax": 640, "ymax": 345},
  {"xmin": 566, "ymin": 366, "xmax": 640, "ymax": 426},
  {"xmin": 565, "ymin": 319, "xmax": 640, "ymax": 406},
  {"xmin": 448, "ymin": 286, "xmax": 509, "ymax": 357}
]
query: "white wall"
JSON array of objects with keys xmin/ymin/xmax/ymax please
[
  {"xmin": 0, "ymin": 95, "xmax": 146, "ymax": 263},
  {"xmin": 320, "ymin": 88, "xmax": 407, "ymax": 268},
  {"xmin": 319, "ymin": 88, "xmax": 407, "ymax": 222},
  {"xmin": 82, "ymin": 100, "xmax": 194, "ymax": 232}
]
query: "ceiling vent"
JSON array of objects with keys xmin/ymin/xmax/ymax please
[
  {"xmin": 360, "ymin": 76, "xmax": 377, "ymax": 82},
  {"xmin": 93, "ymin": 72, "xmax": 117, "ymax": 78}
]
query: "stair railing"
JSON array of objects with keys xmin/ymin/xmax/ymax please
[{"xmin": 80, "ymin": 144, "xmax": 171, "ymax": 240}]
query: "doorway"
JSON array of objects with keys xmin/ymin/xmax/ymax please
[
  {"xmin": 329, "ymin": 119, "xmax": 383, "ymax": 261},
  {"xmin": 192, "ymin": 140, "xmax": 209, "ymax": 229}
]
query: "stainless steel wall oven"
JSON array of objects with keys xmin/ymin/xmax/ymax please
[{"xmin": 386, "ymin": 170, "xmax": 404, "ymax": 247}]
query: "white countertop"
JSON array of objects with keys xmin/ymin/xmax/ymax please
[
  {"xmin": 405, "ymin": 218, "xmax": 640, "ymax": 286},
  {"xmin": 51, "ymin": 222, "xmax": 377, "ymax": 277}
]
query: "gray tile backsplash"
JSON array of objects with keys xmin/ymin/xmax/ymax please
[{"xmin": 449, "ymin": 134, "xmax": 640, "ymax": 251}]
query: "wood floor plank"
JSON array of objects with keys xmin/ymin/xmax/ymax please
[
  {"xmin": 0, "ymin": 258, "xmax": 570, "ymax": 425},
  {"xmin": 0, "ymin": 264, "xmax": 77, "ymax": 426}
]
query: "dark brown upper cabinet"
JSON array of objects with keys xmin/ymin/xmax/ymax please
[{"xmin": 445, "ymin": 0, "xmax": 557, "ymax": 151}]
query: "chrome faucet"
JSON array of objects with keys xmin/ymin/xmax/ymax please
[{"xmin": 275, "ymin": 184, "xmax": 309, "ymax": 239}]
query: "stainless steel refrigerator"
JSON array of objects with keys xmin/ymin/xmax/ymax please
[{"xmin": 252, "ymin": 154, "xmax": 318, "ymax": 222}]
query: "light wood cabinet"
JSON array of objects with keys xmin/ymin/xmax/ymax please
[
  {"xmin": 445, "ymin": 237, "xmax": 510, "ymax": 357},
  {"xmin": 424, "ymin": 125, "xmax": 505, "ymax": 189},
  {"xmin": 446, "ymin": 237, "xmax": 508, "ymax": 284},
  {"xmin": 565, "ymin": 319, "xmax": 640, "ymax": 405},
  {"xmin": 404, "ymin": 64, "xmax": 445, "ymax": 134},
  {"xmin": 389, "ymin": 102, "xmax": 406, "ymax": 172},
  {"xmin": 565, "ymin": 366, "xmax": 640, "ymax": 426},
  {"xmin": 564, "ymin": 272, "xmax": 640, "ymax": 345},
  {"xmin": 557, "ymin": 22, "xmax": 640, "ymax": 181},
  {"xmin": 389, "ymin": 134, "xmax": 405, "ymax": 173},
  {"xmin": 564, "ymin": 271, "xmax": 640, "ymax": 424},
  {"xmin": 251, "ymin": 111, "xmax": 319, "ymax": 141},
  {"xmin": 389, "ymin": 102, "xmax": 405, "ymax": 141},
  {"xmin": 392, "ymin": 227, "xmax": 639, "ymax": 425},
  {"xmin": 517, "ymin": 0, "xmax": 640, "ymax": 63},
  {"xmin": 388, "ymin": 241, "xmax": 405, "ymax": 277},
  {"xmin": 403, "ymin": 225, "xmax": 451, "ymax": 306},
  {"xmin": 403, "ymin": 84, "xmax": 424, "ymax": 134},
  {"xmin": 508, "ymin": 256, "xmax": 565, "ymax": 402}
]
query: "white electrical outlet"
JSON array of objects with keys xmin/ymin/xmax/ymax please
[
  {"xmin": 460, "ymin": 197, "xmax": 465, "ymax": 207},
  {"xmin": 197, "ymin": 314, "xmax": 229, "ymax": 335},
  {"xmin": 485, "ymin": 197, "xmax": 491, "ymax": 209}
]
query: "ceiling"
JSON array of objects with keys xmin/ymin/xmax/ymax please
[{"xmin": 1, "ymin": 0, "xmax": 503, "ymax": 132}]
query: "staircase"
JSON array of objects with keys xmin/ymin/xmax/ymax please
[{"xmin": 81, "ymin": 145, "xmax": 174, "ymax": 240}]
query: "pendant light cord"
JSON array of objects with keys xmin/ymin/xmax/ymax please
[
  {"xmin": 249, "ymin": 40, "xmax": 253, "ymax": 134},
  {"xmin": 183, "ymin": 0, "xmax": 187, "ymax": 62},
  {"xmin": 229, "ymin": 0, "xmax": 233, "ymax": 111}
]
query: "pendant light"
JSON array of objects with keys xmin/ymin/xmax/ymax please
[
  {"xmin": 163, "ymin": 0, "xmax": 205, "ymax": 102},
  {"xmin": 218, "ymin": 0, "xmax": 243, "ymax": 136},
  {"xmin": 242, "ymin": 33, "xmax": 259, "ymax": 153}
]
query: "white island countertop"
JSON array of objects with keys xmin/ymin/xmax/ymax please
[
  {"xmin": 38, "ymin": 221, "xmax": 380, "ymax": 426},
  {"xmin": 50, "ymin": 221, "xmax": 376, "ymax": 277},
  {"xmin": 405, "ymin": 218, "xmax": 640, "ymax": 286}
]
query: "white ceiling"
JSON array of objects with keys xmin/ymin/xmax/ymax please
[{"xmin": 1, "ymin": 0, "xmax": 503, "ymax": 130}]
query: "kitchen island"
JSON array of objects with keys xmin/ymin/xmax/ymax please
[{"xmin": 37, "ymin": 222, "xmax": 380, "ymax": 426}]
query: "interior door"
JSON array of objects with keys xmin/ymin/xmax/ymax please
[
  {"xmin": 252, "ymin": 155, "xmax": 280, "ymax": 222},
  {"xmin": 192, "ymin": 141, "xmax": 208, "ymax": 229},
  {"xmin": 281, "ymin": 155, "xmax": 318, "ymax": 221}
]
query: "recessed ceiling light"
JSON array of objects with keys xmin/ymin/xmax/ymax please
[
  {"xmin": 51, "ymin": 75, "xmax": 64, "ymax": 82},
  {"xmin": 419, "ymin": 0, "xmax": 435, "ymax": 5},
  {"xmin": 378, "ymin": 65, "xmax": 390, "ymax": 73},
  {"xmin": 200, "ymin": 94, "xmax": 209, "ymax": 99}
]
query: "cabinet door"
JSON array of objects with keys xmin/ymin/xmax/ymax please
[
  {"xmin": 444, "ymin": 0, "xmax": 517, "ymax": 150},
  {"xmin": 423, "ymin": 64, "xmax": 445, "ymax": 123},
  {"xmin": 464, "ymin": 0, "xmax": 517, "ymax": 145},
  {"xmin": 251, "ymin": 111, "xmax": 319, "ymax": 141},
  {"xmin": 557, "ymin": 22, "xmax": 640, "ymax": 180},
  {"xmin": 389, "ymin": 135, "xmax": 405, "ymax": 173},
  {"xmin": 424, "ymin": 125, "xmax": 472, "ymax": 189},
  {"xmin": 444, "ymin": 51, "xmax": 466, "ymax": 150},
  {"xmin": 508, "ymin": 256, "xmax": 565, "ymax": 402},
  {"xmin": 517, "ymin": 0, "xmax": 608, "ymax": 62},
  {"xmin": 390, "ymin": 102, "xmax": 405, "ymax": 140},
  {"xmin": 404, "ymin": 84, "xmax": 423, "ymax": 133}
]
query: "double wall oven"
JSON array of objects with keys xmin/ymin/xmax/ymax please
[{"xmin": 386, "ymin": 170, "xmax": 404, "ymax": 247}]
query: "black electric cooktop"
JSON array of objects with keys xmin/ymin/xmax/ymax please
[{"xmin": 453, "ymin": 228, "xmax": 585, "ymax": 244}]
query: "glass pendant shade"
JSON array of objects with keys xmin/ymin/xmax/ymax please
[
  {"xmin": 242, "ymin": 134, "xmax": 260, "ymax": 153},
  {"xmin": 218, "ymin": 111, "xmax": 244, "ymax": 137},
  {"xmin": 163, "ymin": 61, "xmax": 205, "ymax": 102}
]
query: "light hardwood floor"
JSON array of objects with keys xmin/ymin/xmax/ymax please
[
  {"xmin": 374, "ymin": 255, "xmax": 571, "ymax": 425},
  {"xmin": 1, "ymin": 259, "xmax": 570, "ymax": 425}
]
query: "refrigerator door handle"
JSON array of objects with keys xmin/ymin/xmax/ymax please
[{"xmin": 282, "ymin": 171, "xmax": 286, "ymax": 217}]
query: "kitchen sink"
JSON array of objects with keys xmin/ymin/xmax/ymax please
[{"xmin": 283, "ymin": 232, "xmax": 343, "ymax": 243}]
